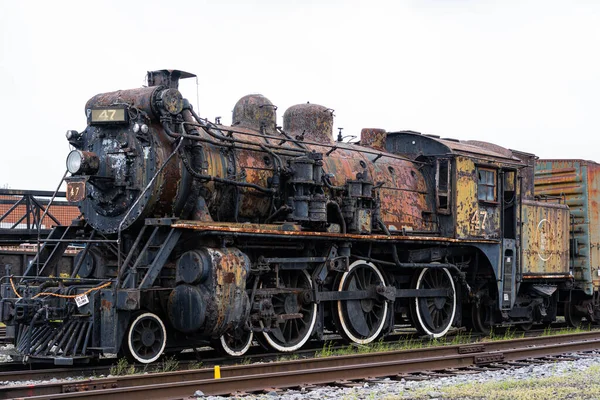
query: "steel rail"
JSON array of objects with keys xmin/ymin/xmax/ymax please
[
  {"xmin": 5, "ymin": 330, "xmax": 600, "ymax": 399},
  {"xmin": 0, "ymin": 326, "xmax": 541, "ymax": 383}
]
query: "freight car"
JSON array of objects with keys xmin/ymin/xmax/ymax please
[
  {"xmin": 535, "ymin": 160, "xmax": 600, "ymax": 326},
  {"xmin": 0, "ymin": 70, "xmax": 577, "ymax": 364}
]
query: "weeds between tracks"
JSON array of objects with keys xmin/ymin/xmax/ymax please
[
  {"xmin": 109, "ymin": 356, "xmax": 180, "ymax": 376},
  {"xmin": 314, "ymin": 325, "xmax": 592, "ymax": 359}
]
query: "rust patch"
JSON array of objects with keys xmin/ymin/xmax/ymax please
[
  {"xmin": 521, "ymin": 200, "xmax": 569, "ymax": 275},
  {"xmin": 172, "ymin": 220, "xmax": 498, "ymax": 244},
  {"xmin": 361, "ymin": 128, "xmax": 387, "ymax": 151},
  {"xmin": 63, "ymin": 380, "xmax": 118, "ymax": 392},
  {"xmin": 283, "ymin": 103, "xmax": 334, "ymax": 144},
  {"xmin": 321, "ymin": 146, "xmax": 432, "ymax": 232},
  {"xmin": 222, "ymin": 272, "xmax": 235, "ymax": 284},
  {"xmin": 358, "ymin": 209, "xmax": 372, "ymax": 234},
  {"xmin": 208, "ymin": 248, "xmax": 250, "ymax": 333},
  {"xmin": 100, "ymin": 299, "xmax": 112, "ymax": 311},
  {"xmin": 522, "ymin": 274, "xmax": 572, "ymax": 279},
  {"xmin": 232, "ymin": 94, "xmax": 278, "ymax": 135}
]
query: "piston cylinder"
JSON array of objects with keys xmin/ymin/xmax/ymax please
[{"xmin": 168, "ymin": 247, "xmax": 251, "ymax": 335}]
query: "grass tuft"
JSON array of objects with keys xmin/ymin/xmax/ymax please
[
  {"xmin": 154, "ymin": 355, "xmax": 179, "ymax": 373},
  {"xmin": 109, "ymin": 358, "xmax": 136, "ymax": 376},
  {"xmin": 542, "ymin": 324, "xmax": 591, "ymax": 336}
]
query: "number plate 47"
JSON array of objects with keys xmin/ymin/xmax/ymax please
[
  {"xmin": 66, "ymin": 180, "xmax": 86, "ymax": 202},
  {"xmin": 470, "ymin": 210, "xmax": 488, "ymax": 230}
]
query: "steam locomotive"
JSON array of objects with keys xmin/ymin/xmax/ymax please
[{"xmin": 0, "ymin": 69, "xmax": 591, "ymax": 365}]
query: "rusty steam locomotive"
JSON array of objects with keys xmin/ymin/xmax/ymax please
[{"xmin": 0, "ymin": 70, "xmax": 592, "ymax": 364}]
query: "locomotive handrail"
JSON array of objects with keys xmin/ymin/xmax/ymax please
[
  {"xmin": 184, "ymin": 120, "xmax": 424, "ymax": 164},
  {"xmin": 534, "ymin": 194, "xmax": 567, "ymax": 204},
  {"xmin": 40, "ymin": 238, "xmax": 118, "ymax": 243},
  {"xmin": 34, "ymin": 171, "xmax": 68, "ymax": 275},
  {"xmin": 180, "ymin": 127, "xmax": 305, "ymax": 157},
  {"xmin": 2, "ymin": 275, "xmax": 110, "ymax": 284},
  {"xmin": 37, "ymin": 171, "xmax": 68, "ymax": 234},
  {"xmin": 183, "ymin": 107, "xmax": 424, "ymax": 164}
]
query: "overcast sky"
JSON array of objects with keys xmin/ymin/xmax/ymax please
[{"xmin": 1, "ymin": 0, "xmax": 598, "ymax": 190}]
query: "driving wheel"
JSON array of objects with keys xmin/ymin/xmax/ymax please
[
  {"xmin": 410, "ymin": 267, "xmax": 457, "ymax": 338},
  {"xmin": 336, "ymin": 261, "xmax": 389, "ymax": 344},
  {"xmin": 260, "ymin": 270, "xmax": 317, "ymax": 352}
]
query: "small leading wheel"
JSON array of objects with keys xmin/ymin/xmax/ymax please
[
  {"xmin": 411, "ymin": 267, "xmax": 457, "ymax": 338},
  {"xmin": 126, "ymin": 312, "xmax": 167, "ymax": 364},
  {"xmin": 336, "ymin": 261, "xmax": 389, "ymax": 344},
  {"xmin": 260, "ymin": 270, "xmax": 317, "ymax": 352},
  {"xmin": 214, "ymin": 328, "xmax": 254, "ymax": 357}
]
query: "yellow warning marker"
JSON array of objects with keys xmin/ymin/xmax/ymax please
[{"xmin": 214, "ymin": 365, "xmax": 221, "ymax": 379}]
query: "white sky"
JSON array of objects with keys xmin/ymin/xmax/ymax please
[{"xmin": 1, "ymin": 0, "xmax": 599, "ymax": 190}]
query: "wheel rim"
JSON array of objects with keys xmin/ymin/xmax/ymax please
[
  {"xmin": 337, "ymin": 261, "xmax": 388, "ymax": 344},
  {"xmin": 518, "ymin": 322, "xmax": 533, "ymax": 331},
  {"xmin": 261, "ymin": 270, "xmax": 317, "ymax": 352},
  {"xmin": 413, "ymin": 268, "xmax": 456, "ymax": 338},
  {"xmin": 471, "ymin": 303, "xmax": 491, "ymax": 334},
  {"xmin": 218, "ymin": 329, "xmax": 253, "ymax": 357},
  {"xmin": 127, "ymin": 312, "xmax": 167, "ymax": 364},
  {"xmin": 564, "ymin": 301, "xmax": 583, "ymax": 328}
]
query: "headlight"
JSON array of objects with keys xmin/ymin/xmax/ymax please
[
  {"xmin": 66, "ymin": 151, "xmax": 82, "ymax": 174},
  {"xmin": 66, "ymin": 150, "xmax": 99, "ymax": 175},
  {"xmin": 66, "ymin": 130, "xmax": 79, "ymax": 140}
]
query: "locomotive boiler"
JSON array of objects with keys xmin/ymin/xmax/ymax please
[{"xmin": 0, "ymin": 70, "xmax": 577, "ymax": 364}]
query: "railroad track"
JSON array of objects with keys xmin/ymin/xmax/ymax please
[
  {"xmin": 3, "ymin": 330, "xmax": 600, "ymax": 399},
  {"xmin": 0, "ymin": 325, "xmax": 555, "ymax": 384}
]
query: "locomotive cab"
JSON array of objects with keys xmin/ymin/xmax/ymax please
[
  {"xmin": 384, "ymin": 131, "xmax": 570, "ymax": 328},
  {"xmin": 384, "ymin": 131, "xmax": 523, "ymax": 241}
]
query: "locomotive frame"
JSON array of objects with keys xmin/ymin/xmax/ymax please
[{"xmin": 0, "ymin": 69, "xmax": 582, "ymax": 365}]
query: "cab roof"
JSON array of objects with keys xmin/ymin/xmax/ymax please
[{"xmin": 385, "ymin": 131, "xmax": 526, "ymax": 164}]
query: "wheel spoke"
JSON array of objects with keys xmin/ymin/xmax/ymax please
[
  {"xmin": 424, "ymin": 273, "xmax": 435, "ymax": 289},
  {"xmin": 359, "ymin": 268, "xmax": 368, "ymax": 289},
  {"xmin": 434, "ymin": 270, "xmax": 442, "ymax": 287}
]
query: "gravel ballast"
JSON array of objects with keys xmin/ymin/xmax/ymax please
[{"xmin": 196, "ymin": 351, "xmax": 600, "ymax": 400}]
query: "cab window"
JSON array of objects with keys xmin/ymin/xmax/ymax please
[
  {"xmin": 477, "ymin": 168, "xmax": 496, "ymax": 202},
  {"xmin": 436, "ymin": 159, "xmax": 451, "ymax": 213}
]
